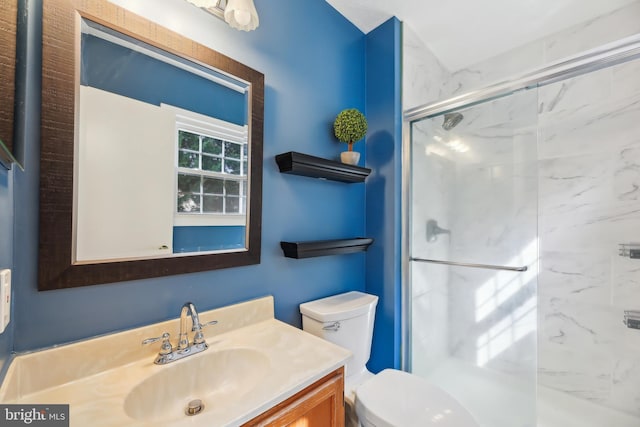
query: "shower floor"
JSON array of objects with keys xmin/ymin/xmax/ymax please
[{"xmin": 416, "ymin": 358, "xmax": 640, "ymax": 427}]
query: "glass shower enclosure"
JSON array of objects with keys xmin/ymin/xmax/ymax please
[
  {"xmin": 404, "ymin": 39, "xmax": 640, "ymax": 427},
  {"xmin": 407, "ymin": 89, "xmax": 539, "ymax": 427}
]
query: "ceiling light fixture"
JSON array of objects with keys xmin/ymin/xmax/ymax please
[
  {"xmin": 224, "ymin": 0, "xmax": 259, "ymax": 31},
  {"xmin": 185, "ymin": 0, "xmax": 259, "ymax": 32}
]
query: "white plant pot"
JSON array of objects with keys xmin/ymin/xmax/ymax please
[{"xmin": 340, "ymin": 151, "xmax": 360, "ymax": 165}]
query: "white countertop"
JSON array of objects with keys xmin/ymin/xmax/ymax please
[{"xmin": 0, "ymin": 297, "xmax": 351, "ymax": 426}]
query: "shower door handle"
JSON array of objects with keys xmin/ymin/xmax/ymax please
[{"xmin": 410, "ymin": 257, "xmax": 528, "ymax": 272}]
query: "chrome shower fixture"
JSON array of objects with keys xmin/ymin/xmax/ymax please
[
  {"xmin": 442, "ymin": 112, "xmax": 464, "ymax": 131},
  {"xmin": 426, "ymin": 219, "xmax": 451, "ymax": 242},
  {"xmin": 624, "ymin": 310, "xmax": 640, "ymax": 330}
]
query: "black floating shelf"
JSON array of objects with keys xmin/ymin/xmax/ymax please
[
  {"xmin": 275, "ymin": 151, "xmax": 371, "ymax": 183},
  {"xmin": 280, "ymin": 238, "xmax": 374, "ymax": 259}
]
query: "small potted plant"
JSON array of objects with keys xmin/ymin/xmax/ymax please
[{"xmin": 333, "ymin": 108, "xmax": 367, "ymax": 165}]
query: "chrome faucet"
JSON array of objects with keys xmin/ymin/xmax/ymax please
[
  {"xmin": 178, "ymin": 302, "xmax": 204, "ymax": 350},
  {"xmin": 143, "ymin": 302, "xmax": 217, "ymax": 365}
]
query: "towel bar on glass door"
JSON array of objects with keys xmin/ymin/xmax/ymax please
[{"xmin": 410, "ymin": 257, "xmax": 528, "ymax": 272}]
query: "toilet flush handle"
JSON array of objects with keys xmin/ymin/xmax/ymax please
[{"xmin": 322, "ymin": 321, "xmax": 341, "ymax": 332}]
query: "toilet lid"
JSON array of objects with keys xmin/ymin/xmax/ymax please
[{"xmin": 355, "ymin": 369, "xmax": 479, "ymax": 427}]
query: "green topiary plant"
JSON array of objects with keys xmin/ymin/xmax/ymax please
[{"xmin": 333, "ymin": 108, "xmax": 367, "ymax": 152}]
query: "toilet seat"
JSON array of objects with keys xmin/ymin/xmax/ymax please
[{"xmin": 354, "ymin": 369, "xmax": 479, "ymax": 427}]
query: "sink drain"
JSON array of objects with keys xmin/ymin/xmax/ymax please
[{"xmin": 185, "ymin": 399, "xmax": 204, "ymax": 416}]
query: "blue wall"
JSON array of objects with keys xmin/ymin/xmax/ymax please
[
  {"xmin": 173, "ymin": 226, "xmax": 245, "ymax": 253},
  {"xmin": 0, "ymin": 0, "xmax": 32, "ymax": 376},
  {"xmin": 6, "ymin": 0, "xmax": 403, "ymax": 379},
  {"xmin": 0, "ymin": 167, "xmax": 14, "ymax": 375},
  {"xmin": 81, "ymin": 33, "xmax": 247, "ymax": 126},
  {"xmin": 12, "ymin": 0, "xmax": 372, "ymax": 352},
  {"xmin": 364, "ymin": 18, "xmax": 403, "ymax": 372}
]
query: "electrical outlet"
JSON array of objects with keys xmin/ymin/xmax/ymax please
[{"xmin": 0, "ymin": 269, "xmax": 10, "ymax": 333}]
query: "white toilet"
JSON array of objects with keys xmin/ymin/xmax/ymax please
[{"xmin": 300, "ymin": 291, "xmax": 479, "ymax": 427}]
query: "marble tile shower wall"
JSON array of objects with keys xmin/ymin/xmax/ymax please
[
  {"xmin": 537, "ymin": 58, "xmax": 640, "ymax": 416},
  {"xmin": 402, "ymin": 25, "xmax": 451, "ymax": 111}
]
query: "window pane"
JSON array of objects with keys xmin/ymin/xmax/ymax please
[
  {"xmin": 224, "ymin": 141, "xmax": 241, "ymax": 159},
  {"xmin": 202, "ymin": 155, "xmax": 222, "ymax": 172},
  {"xmin": 178, "ymin": 173, "xmax": 201, "ymax": 193},
  {"xmin": 175, "ymin": 126, "xmax": 249, "ymax": 217},
  {"xmin": 179, "ymin": 151, "xmax": 199, "ymax": 169},
  {"xmin": 224, "ymin": 159, "xmax": 241, "ymax": 175},
  {"xmin": 226, "ymin": 196, "xmax": 240, "ymax": 213},
  {"xmin": 203, "ymin": 195, "xmax": 223, "ymax": 213},
  {"xmin": 203, "ymin": 137, "xmax": 222, "ymax": 155},
  {"xmin": 179, "ymin": 131, "xmax": 199, "ymax": 150},
  {"xmin": 177, "ymin": 193, "xmax": 201, "ymax": 213},
  {"xmin": 225, "ymin": 180, "xmax": 240, "ymax": 195},
  {"xmin": 203, "ymin": 177, "xmax": 224, "ymax": 194},
  {"xmin": 241, "ymin": 195, "xmax": 246, "ymax": 214}
]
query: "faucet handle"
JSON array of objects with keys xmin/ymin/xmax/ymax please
[
  {"xmin": 190, "ymin": 319, "xmax": 218, "ymax": 332},
  {"xmin": 142, "ymin": 332, "xmax": 173, "ymax": 356},
  {"xmin": 193, "ymin": 320, "xmax": 218, "ymax": 345},
  {"xmin": 203, "ymin": 320, "xmax": 218, "ymax": 328}
]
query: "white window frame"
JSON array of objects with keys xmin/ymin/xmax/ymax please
[{"xmin": 163, "ymin": 104, "xmax": 249, "ymax": 227}]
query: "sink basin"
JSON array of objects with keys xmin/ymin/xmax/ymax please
[{"xmin": 124, "ymin": 348, "xmax": 270, "ymax": 421}]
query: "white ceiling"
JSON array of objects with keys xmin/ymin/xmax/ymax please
[{"xmin": 325, "ymin": 0, "xmax": 638, "ymax": 71}]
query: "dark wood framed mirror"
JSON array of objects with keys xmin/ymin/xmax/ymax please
[
  {"xmin": 39, "ymin": 0, "xmax": 264, "ymax": 291},
  {"xmin": 0, "ymin": 0, "xmax": 18, "ymax": 169}
]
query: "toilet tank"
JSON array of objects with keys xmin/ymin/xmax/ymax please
[{"xmin": 300, "ymin": 291, "xmax": 378, "ymax": 377}]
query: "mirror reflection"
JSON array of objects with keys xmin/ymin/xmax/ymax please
[
  {"xmin": 75, "ymin": 20, "xmax": 250, "ymax": 262},
  {"xmin": 0, "ymin": 0, "xmax": 20, "ymax": 169},
  {"xmin": 39, "ymin": 0, "xmax": 263, "ymax": 290}
]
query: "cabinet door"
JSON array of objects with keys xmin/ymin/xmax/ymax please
[{"xmin": 244, "ymin": 367, "xmax": 345, "ymax": 427}]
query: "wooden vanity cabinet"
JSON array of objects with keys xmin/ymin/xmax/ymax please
[{"xmin": 243, "ymin": 367, "xmax": 345, "ymax": 427}]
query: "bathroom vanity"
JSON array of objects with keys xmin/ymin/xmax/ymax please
[
  {"xmin": 243, "ymin": 367, "xmax": 344, "ymax": 426},
  {"xmin": 0, "ymin": 297, "xmax": 349, "ymax": 426}
]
